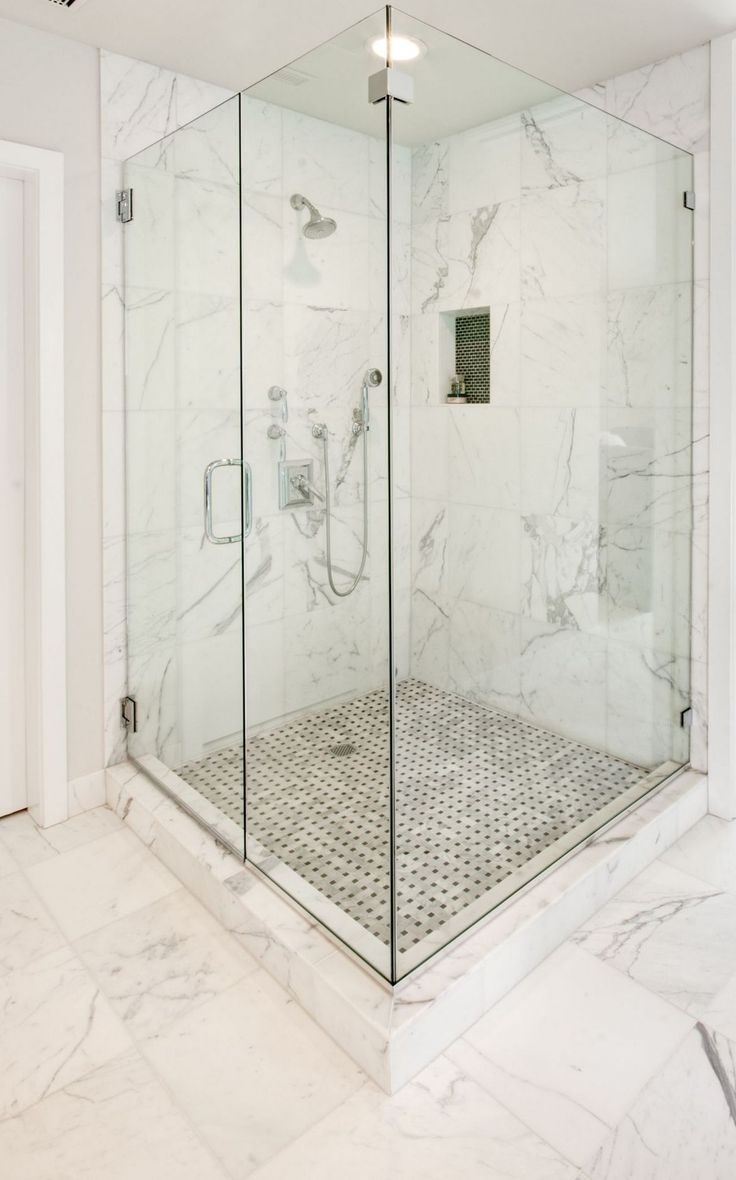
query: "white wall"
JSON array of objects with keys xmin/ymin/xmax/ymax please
[{"xmin": 0, "ymin": 18, "xmax": 103, "ymax": 788}]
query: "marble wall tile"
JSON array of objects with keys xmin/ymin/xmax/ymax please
[
  {"xmin": 282, "ymin": 107, "xmax": 373, "ymax": 217},
  {"xmin": 176, "ymin": 177, "xmax": 240, "ymax": 298},
  {"xmin": 103, "ymin": 534, "xmax": 127, "ymax": 674},
  {"xmin": 521, "ymin": 514, "xmax": 605, "ymax": 632},
  {"xmin": 604, "ymin": 44, "xmax": 710, "ymax": 155},
  {"xmin": 448, "ymin": 505, "xmax": 521, "ymax": 617},
  {"xmin": 410, "ymin": 406, "xmax": 449, "ymax": 501},
  {"xmin": 100, "ymin": 51, "xmax": 178, "ymax": 161},
  {"xmin": 606, "ymin": 157, "xmax": 694, "ymax": 292},
  {"xmin": 241, "ymin": 97, "xmax": 282, "ymax": 197},
  {"xmin": 604, "ymin": 407, "xmax": 696, "ymax": 533},
  {"xmin": 123, "ymin": 162, "xmax": 175, "ymax": 290},
  {"xmin": 448, "ymin": 115, "xmax": 520, "ymax": 212},
  {"xmin": 410, "ymin": 589, "xmax": 450, "ymax": 691},
  {"xmin": 519, "ymin": 620, "xmax": 608, "ymax": 749},
  {"xmin": 489, "ymin": 301, "xmax": 521, "ymax": 406},
  {"xmin": 521, "ymin": 97, "xmax": 607, "ymax": 191},
  {"xmin": 604, "ymin": 524, "xmax": 692, "ymax": 657},
  {"xmin": 449, "ymin": 602, "xmax": 521, "ymax": 713},
  {"xmin": 521, "ymin": 180, "xmax": 606, "ymax": 299},
  {"xmin": 606, "ymin": 641, "xmax": 690, "ymax": 767},
  {"xmin": 245, "ymin": 619, "xmax": 286, "ymax": 727},
  {"xmin": 124, "ymin": 288, "xmax": 175, "ymax": 410},
  {"xmin": 444, "ymin": 200, "xmax": 521, "ymax": 309},
  {"xmin": 521, "ymin": 295, "xmax": 606, "ymax": 408},
  {"xmin": 174, "ymin": 94, "xmax": 240, "ymax": 185},
  {"xmin": 411, "ymin": 139, "xmax": 449, "ymax": 226},
  {"xmin": 177, "ymin": 292, "xmax": 241, "ymax": 410},
  {"xmin": 520, "ymin": 407, "xmax": 602, "ymax": 521},
  {"xmin": 607, "ymin": 283, "xmax": 692, "ymax": 409},
  {"xmin": 283, "ymin": 600, "xmax": 372, "ymax": 714},
  {"xmin": 101, "ymin": 281, "xmax": 125, "ymax": 411},
  {"xmin": 448, "ymin": 407, "xmax": 520, "ymax": 510}
]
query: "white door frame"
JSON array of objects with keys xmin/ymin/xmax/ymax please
[
  {"xmin": 0, "ymin": 139, "xmax": 67, "ymax": 827},
  {"xmin": 709, "ymin": 35, "xmax": 736, "ymax": 819}
]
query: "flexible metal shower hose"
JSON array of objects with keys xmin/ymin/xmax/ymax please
[{"xmin": 321, "ymin": 423, "xmax": 369, "ymax": 598}]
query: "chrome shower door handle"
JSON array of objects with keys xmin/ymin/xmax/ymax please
[{"xmin": 204, "ymin": 458, "xmax": 251, "ymax": 545}]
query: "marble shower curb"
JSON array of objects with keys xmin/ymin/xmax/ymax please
[{"xmin": 106, "ymin": 760, "xmax": 707, "ymax": 1092}]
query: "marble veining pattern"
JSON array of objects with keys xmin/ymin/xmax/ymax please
[
  {"xmin": 407, "ymin": 43, "xmax": 707, "ymax": 776},
  {"xmin": 2, "ymin": 779, "xmax": 733, "ymax": 1176}
]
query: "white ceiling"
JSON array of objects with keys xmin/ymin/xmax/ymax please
[{"xmin": 1, "ymin": 0, "xmax": 735, "ymax": 96}]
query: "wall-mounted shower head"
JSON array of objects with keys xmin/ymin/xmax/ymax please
[{"xmin": 290, "ymin": 193, "xmax": 337, "ymax": 239}]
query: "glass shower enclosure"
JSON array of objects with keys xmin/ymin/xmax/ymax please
[{"xmin": 123, "ymin": 7, "xmax": 695, "ymax": 983}]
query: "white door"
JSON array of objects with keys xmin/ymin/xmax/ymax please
[{"xmin": 0, "ymin": 175, "xmax": 26, "ymax": 816}]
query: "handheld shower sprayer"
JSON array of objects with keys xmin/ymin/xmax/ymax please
[
  {"xmin": 317, "ymin": 368, "xmax": 382, "ymax": 598},
  {"xmin": 360, "ymin": 368, "xmax": 383, "ymax": 432}
]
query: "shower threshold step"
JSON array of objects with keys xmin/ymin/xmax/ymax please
[{"xmin": 106, "ymin": 759, "xmax": 706, "ymax": 1093}]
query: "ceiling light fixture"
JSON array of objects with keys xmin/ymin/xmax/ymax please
[{"xmin": 368, "ymin": 35, "xmax": 425, "ymax": 63}]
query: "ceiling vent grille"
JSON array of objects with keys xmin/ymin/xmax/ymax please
[{"xmin": 47, "ymin": 0, "xmax": 87, "ymax": 8}]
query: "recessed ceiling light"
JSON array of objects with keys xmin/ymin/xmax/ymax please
[{"xmin": 368, "ymin": 35, "xmax": 426, "ymax": 63}]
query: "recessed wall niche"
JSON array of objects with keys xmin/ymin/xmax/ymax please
[{"xmin": 439, "ymin": 307, "xmax": 490, "ymax": 404}]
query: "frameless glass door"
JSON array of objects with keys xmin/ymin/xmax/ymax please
[
  {"xmin": 124, "ymin": 95, "xmax": 245, "ymax": 850},
  {"xmin": 240, "ymin": 9, "xmax": 393, "ymax": 978}
]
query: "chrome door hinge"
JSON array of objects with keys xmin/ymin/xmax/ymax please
[
  {"xmin": 683, "ymin": 190, "xmax": 696, "ymax": 211},
  {"xmin": 116, "ymin": 188, "xmax": 133, "ymax": 223},
  {"xmin": 680, "ymin": 706, "xmax": 693, "ymax": 729},
  {"xmin": 121, "ymin": 695, "xmax": 138, "ymax": 732}
]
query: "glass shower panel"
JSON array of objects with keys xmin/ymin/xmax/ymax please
[
  {"xmin": 389, "ymin": 9, "xmax": 693, "ymax": 977},
  {"xmin": 240, "ymin": 11, "xmax": 393, "ymax": 977},
  {"xmin": 124, "ymin": 96, "xmax": 245, "ymax": 850}
]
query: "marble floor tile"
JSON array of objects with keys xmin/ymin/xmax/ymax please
[
  {"xmin": 446, "ymin": 942, "xmax": 692, "ymax": 1167},
  {"xmin": 26, "ymin": 828, "xmax": 179, "ymax": 940},
  {"xmin": 660, "ymin": 814, "xmax": 736, "ymax": 895},
  {"xmin": 584, "ymin": 1024, "xmax": 736, "ymax": 1179},
  {"xmin": 0, "ymin": 947, "xmax": 131, "ymax": 1119},
  {"xmin": 141, "ymin": 970, "xmax": 365, "ymax": 1179},
  {"xmin": 697, "ymin": 968, "xmax": 736, "ymax": 1043},
  {"xmin": 0, "ymin": 1048, "xmax": 229, "ymax": 1180},
  {"xmin": 76, "ymin": 889, "xmax": 258, "ymax": 1038},
  {"xmin": 0, "ymin": 806, "xmax": 122, "ymax": 868},
  {"xmin": 248, "ymin": 1055, "xmax": 577, "ymax": 1180},
  {"xmin": 0, "ymin": 871, "xmax": 66, "ymax": 976},
  {"xmin": 573, "ymin": 860, "xmax": 736, "ymax": 1016},
  {"xmin": 0, "ymin": 836, "xmax": 18, "ymax": 877}
]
